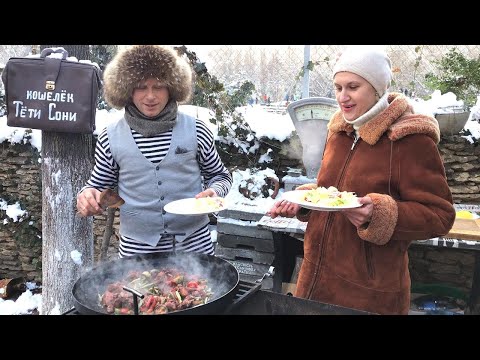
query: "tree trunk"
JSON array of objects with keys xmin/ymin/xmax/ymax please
[
  {"xmin": 100, "ymin": 208, "xmax": 116, "ymax": 261},
  {"xmin": 40, "ymin": 45, "xmax": 95, "ymax": 315}
]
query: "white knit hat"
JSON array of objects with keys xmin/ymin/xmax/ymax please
[{"xmin": 333, "ymin": 46, "xmax": 392, "ymax": 97}]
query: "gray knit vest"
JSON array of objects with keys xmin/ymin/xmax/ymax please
[{"xmin": 107, "ymin": 112, "xmax": 209, "ymax": 246}]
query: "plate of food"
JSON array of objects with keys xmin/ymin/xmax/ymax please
[
  {"xmin": 164, "ymin": 197, "xmax": 227, "ymax": 215},
  {"xmin": 282, "ymin": 186, "xmax": 361, "ymax": 211}
]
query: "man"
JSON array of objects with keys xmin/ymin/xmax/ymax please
[{"xmin": 77, "ymin": 45, "xmax": 232, "ymax": 257}]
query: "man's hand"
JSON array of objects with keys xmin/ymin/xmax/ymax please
[
  {"xmin": 195, "ymin": 188, "xmax": 217, "ymax": 198},
  {"xmin": 76, "ymin": 188, "xmax": 103, "ymax": 217}
]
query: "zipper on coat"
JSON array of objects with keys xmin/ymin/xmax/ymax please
[
  {"xmin": 351, "ymin": 133, "xmax": 359, "ymax": 150},
  {"xmin": 306, "ymin": 211, "xmax": 334, "ymax": 299},
  {"xmin": 307, "ymin": 133, "xmax": 359, "ymax": 299}
]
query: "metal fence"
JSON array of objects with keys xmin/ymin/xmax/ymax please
[
  {"xmin": 203, "ymin": 45, "xmax": 480, "ymax": 103},
  {"xmin": 2, "ymin": 45, "xmax": 480, "ymax": 106}
]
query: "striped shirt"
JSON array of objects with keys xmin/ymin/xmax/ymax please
[{"xmin": 84, "ymin": 118, "xmax": 232, "ymax": 258}]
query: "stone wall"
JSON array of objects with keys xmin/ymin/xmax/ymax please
[
  {"xmin": 1, "ymin": 134, "xmax": 479, "ymax": 296},
  {"xmin": 441, "ymin": 135, "xmax": 480, "ymax": 204},
  {"xmin": 409, "ymin": 246, "xmax": 475, "ymax": 295},
  {"xmin": 0, "ymin": 142, "xmax": 42, "ymax": 280}
]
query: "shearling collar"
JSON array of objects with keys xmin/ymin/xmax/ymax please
[{"xmin": 327, "ymin": 92, "xmax": 440, "ymax": 145}]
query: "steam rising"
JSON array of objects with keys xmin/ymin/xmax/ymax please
[{"xmin": 73, "ymin": 252, "xmax": 238, "ymax": 315}]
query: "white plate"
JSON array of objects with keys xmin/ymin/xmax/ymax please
[
  {"xmin": 282, "ymin": 190, "xmax": 361, "ymax": 211},
  {"xmin": 164, "ymin": 197, "xmax": 227, "ymax": 215}
]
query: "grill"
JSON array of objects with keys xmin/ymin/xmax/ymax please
[{"xmin": 64, "ymin": 279, "xmax": 373, "ymax": 315}]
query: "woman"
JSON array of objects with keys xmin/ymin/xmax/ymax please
[
  {"xmin": 77, "ymin": 45, "xmax": 232, "ymax": 257},
  {"xmin": 269, "ymin": 47, "xmax": 455, "ymax": 314}
]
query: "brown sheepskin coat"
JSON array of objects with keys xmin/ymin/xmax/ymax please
[{"xmin": 295, "ymin": 93, "xmax": 455, "ymax": 315}]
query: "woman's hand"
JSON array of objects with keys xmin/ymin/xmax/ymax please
[
  {"xmin": 296, "ymin": 183, "xmax": 317, "ymax": 191},
  {"xmin": 76, "ymin": 188, "xmax": 103, "ymax": 217},
  {"xmin": 267, "ymin": 199, "xmax": 301, "ymax": 219},
  {"xmin": 341, "ymin": 195, "xmax": 373, "ymax": 227},
  {"xmin": 266, "ymin": 184, "xmax": 316, "ymax": 219}
]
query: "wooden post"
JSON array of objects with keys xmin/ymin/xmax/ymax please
[
  {"xmin": 100, "ymin": 208, "xmax": 116, "ymax": 262},
  {"xmin": 40, "ymin": 45, "xmax": 95, "ymax": 314}
]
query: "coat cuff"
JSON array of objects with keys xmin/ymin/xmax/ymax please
[
  {"xmin": 357, "ymin": 193, "xmax": 398, "ymax": 245},
  {"xmin": 296, "ymin": 207, "xmax": 311, "ymax": 222}
]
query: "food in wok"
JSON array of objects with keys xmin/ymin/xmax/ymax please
[{"xmin": 100, "ymin": 266, "xmax": 213, "ymax": 315}]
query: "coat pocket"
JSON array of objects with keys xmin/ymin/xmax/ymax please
[
  {"xmin": 332, "ymin": 225, "xmax": 402, "ymax": 293},
  {"xmin": 333, "ymin": 230, "xmax": 373, "ymax": 286}
]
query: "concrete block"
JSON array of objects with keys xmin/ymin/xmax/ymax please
[
  {"xmin": 217, "ymin": 233, "xmax": 274, "ymax": 253},
  {"xmin": 215, "ymin": 243, "xmax": 275, "ymax": 265}
]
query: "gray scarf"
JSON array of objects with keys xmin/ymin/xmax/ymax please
[{"xmin": 124, "ymin": 100, "xmax": 178, "ymax": 137}]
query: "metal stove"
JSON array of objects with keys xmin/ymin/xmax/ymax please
[{"xmin": 64, "ymin": 279, "xmax": 372, "ymax": 315}]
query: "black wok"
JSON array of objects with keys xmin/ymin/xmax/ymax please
[{"xmin": 72, "ymin": 252, "xmax": 239, "ymax": 315}]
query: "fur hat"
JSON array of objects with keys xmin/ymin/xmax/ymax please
[
  {"xmin": 333, "ymin": 47, "xmax": 392, "ymax": 97},
  {"xmin": 103, "ymin": 45, "xmax": 193, "ymax": 109}
]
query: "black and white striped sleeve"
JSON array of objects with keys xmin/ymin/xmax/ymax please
[
  {"xmin": 196, "ymin": 120, "xmax": 232, "ymax": 198},
  {"xmin": 82, "ymin": 128, "xmax": 119, "ymax": 192}
]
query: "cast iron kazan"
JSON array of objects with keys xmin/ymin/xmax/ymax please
[{"xmin": 72, "ymin": 252, "xmax": 239, "ymax": 315}]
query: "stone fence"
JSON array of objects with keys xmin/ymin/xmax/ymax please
[{"xmin": 0, "ymin": 134, "xmax": 479, "ymax": 296}]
